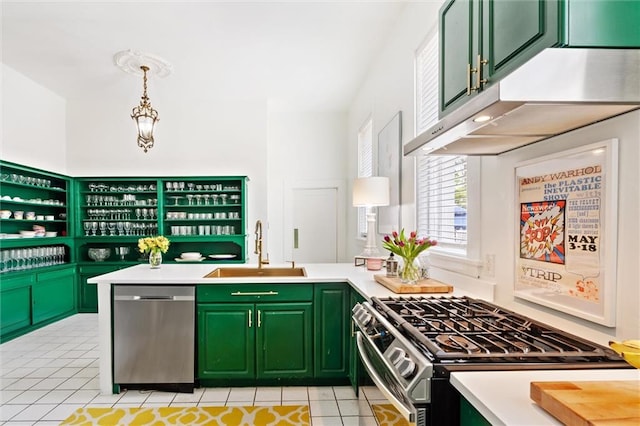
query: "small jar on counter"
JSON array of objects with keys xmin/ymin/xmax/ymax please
[{"xmin": 386, "ymin": 253, "xmax": 398, "ymax": 277}]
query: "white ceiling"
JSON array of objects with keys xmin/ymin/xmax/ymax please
[{"xmin": 2, "ymin": 0, "xmax": 429, "ymax": 111}]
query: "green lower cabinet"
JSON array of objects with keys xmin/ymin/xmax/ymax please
[
  {"xmin": 198, "ymin": 301, "xmax": 312, "ymax": 381},
  {"xmin": 460, "ymin": 396, "xmax": 491, "ymax": 426},
  {"xmin": 78, "ymin": 264, "xmax": 125, "ymax": 312},
  {"xmin": 0, "ymin": 274, "xmax": 33, "ymax": 337},
  {"xmin": 198, "ymin": 303, "xmax": 255, "ymax": 380},
  {"xmin": 32, "ymin": 266, "xmax": 75, "ymax": 324},
  {"xmin": 257, "ymin": 303, "xmax": 312, "ymax": 379},
  {"xmin": 314, "ymin": 284, "xmax": 349, "ymax": 379}
]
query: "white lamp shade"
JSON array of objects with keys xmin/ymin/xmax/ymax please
[{"xmin": 353, "ymin": 176, "xmax": 390, "ymax": 207}]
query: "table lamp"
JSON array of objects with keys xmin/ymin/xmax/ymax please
[{"xmin": 353, "ymin": 176, "xmax": 390, "ymax": 257}]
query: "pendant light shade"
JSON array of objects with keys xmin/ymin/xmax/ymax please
[{"xmin": 131, "ymin": 65, "xmax": 159, "ymax": 153}]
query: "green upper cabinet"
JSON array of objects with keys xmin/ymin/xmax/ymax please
[
  {"xmin": 440, "ymin": 0, "xmax": 559, "ymax": 116},
  {"xmin": 439, "ymin": 0, "xmax": 638, "ymax": 117},
  {"xmin": 563, "ymin": 0, "xmax": 640, "ymax": 47}
]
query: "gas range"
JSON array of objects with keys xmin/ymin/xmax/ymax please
[{"xmin": 352, "ymin": 296, "xmax": 629, "ymax": 426}]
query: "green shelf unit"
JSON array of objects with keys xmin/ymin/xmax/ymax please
[
  {"xmin": 74, "ymin": 176, "xmax": 248, "ymax": 265},
  {"xmin": 1, "ymin": 160, "xmax": 72, "ymax": 243}
]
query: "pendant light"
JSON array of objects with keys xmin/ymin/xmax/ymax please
[
  {"xmin": 131, "ymin": 66, "xmax": 159, "ymax": 153},
  {"xmin": 114, "ymin": 50, "xmax": 172, "ymax": 153}
]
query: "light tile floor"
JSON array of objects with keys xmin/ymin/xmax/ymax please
[{"xmin": 0, "ymin": 314, "xmax": 388, "ymax": 425}]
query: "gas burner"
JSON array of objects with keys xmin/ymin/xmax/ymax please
[
  {"xmin": 371, "ymin": 296, "xmax": 625, "ymax": 362},
  {"xmin": 512, "ymin": 341, "xmax": 531, "ymax": 353},
  {"xmin": 435, "ymin": 334, "xmax": 481, "ymax": 353}
]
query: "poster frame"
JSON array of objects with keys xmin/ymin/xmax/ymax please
[{"xmin": 514, "ymin": 139, "xmax": 619, "ymax": 326}]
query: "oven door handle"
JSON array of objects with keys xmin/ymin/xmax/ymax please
[{"xmin": 356, "ymin": 332, "xmax": 415, "ymax": 424}]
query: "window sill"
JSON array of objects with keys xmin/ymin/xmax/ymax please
[{"xmin": 424, "ymin": 248, "xmax": 483, "ymax": 278}]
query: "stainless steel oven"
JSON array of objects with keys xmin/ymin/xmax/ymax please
[{"xmin": 352, "ymin": 296, "xmax": 630, "ymax": 426}]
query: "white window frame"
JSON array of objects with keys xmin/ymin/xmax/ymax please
[
  {"xmin": 357, "ymin": 116, "xmax": 373, "ymax": 239},
  {"xmin": 414, "ymin": 30, "xmax": 482, "ymax": 277}
]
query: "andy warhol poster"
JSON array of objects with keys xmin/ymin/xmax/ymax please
[{"xmin": 515, "ymin": 140, "xmax": 618, "ymax": 326}]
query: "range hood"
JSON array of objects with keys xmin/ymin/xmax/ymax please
[{"xmin": 404, "ymin": 48, "xmax": 640, "ymax": 156}]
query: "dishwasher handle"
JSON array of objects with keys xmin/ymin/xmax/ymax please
[{"xmin": 114, "ymin": 295, "xmax": 195, "ymax": 301}]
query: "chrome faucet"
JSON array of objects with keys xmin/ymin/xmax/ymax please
[{"xmin": 254, "ymin": 220, "xmax": 270, "ymax": 268}]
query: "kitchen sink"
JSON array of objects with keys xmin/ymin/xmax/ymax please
[{"xmin": 204, "ymin": 267, "xmax": 307, "ymax": 278}]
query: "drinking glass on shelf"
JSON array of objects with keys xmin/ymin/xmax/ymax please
[
  {"xmin": 178, "ymin": 181, "xmax": 185, "ymax": 191},
  {"xmin": 203, "ymin": 194, "xmax": 210, "ymax": 205},
  {"xmin": 99, "ymin": 222, "xmax": 107, "ymax": 236},
  {"xmin": 186, "ymin": 194, "xmax": 194, "ymax": 205},
  {"xmin": 166, "ymin": 181, "xmax": 172, "ymax": 191},
  {"xmin": 135, "ymin": 208, "xmax": 141, "ymax": 219},
  {"xmin": 83, "ymin": 222, "xmax": 91, "ymax": 236},
  {"xmin": 187, "ymin": 183, "xmax": 194, "ymax": 191},
  {"xmin": 124, "ymin": 222, "xmax": 131, "ymax": 236},
  {"xmin": 194, "ymin": 194, "xmax": 202, "ymax": 206}
]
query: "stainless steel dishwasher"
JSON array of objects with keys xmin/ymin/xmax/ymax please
[{"xmin": 113, "ymin": 285, "xmax": 195, "ymax": 393}]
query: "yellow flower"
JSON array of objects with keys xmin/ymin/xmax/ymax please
[{"xmin": 138, "ymin": 236, "xmax": 170, "ymax": 254}]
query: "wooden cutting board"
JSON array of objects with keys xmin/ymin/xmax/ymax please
[
  {"xmin": 530, "ymin": 380, "xmax": 640, "ymax": 425},
  {"xmin": 374, "ymin": 275, "xmax": 453, "ymax": 294}
]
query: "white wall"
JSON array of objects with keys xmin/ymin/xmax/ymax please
[
  {"xmin": 266, "ymin": 107, "xmax": 348, "ymax": 263},
  {"xmin": 1, "ymin": 64, "xmax": 67, "ymax": 174},
  {"xmin": 347, "ymin": 2, "xmax": 443, "ymax": 257},
  {"xmin": 480, "ymin": 111, "xmax": 640, "ymax": 344},
  {"xmin": 346, "ymin": 2, "xmax": 639, "ymax": 343},
  {"xmin": 65, "ymin": 97, "xmax": 269, "ymax": 263}
]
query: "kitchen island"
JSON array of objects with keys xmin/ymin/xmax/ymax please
[
  {"xmin": 89, "ymin": 263, "xmax": 488, "ymax": 394},
  {"xmin": 88, "ymin": 263, "xmax": 637, "ymax": 426}
]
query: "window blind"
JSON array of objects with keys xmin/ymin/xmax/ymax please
[
  {"xmin": 357, "ymin": 118, "xmax": 373, "ymax": 238},
  {"xmin": 415, "ymin": 32, "xmax": 468, "ymax": 249}
]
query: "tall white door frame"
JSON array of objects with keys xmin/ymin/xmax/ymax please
[{"xmin": 283, "ymin": 179, "xmax": 346, "ymax": 263}]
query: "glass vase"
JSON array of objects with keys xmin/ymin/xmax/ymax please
[
  {"xmin": 400, "ymin": 257, "xmax": 421, "ymax": 284},
  {"xmin": 149, "ymin": 250, "xmax": 162, "ymax": 269}
]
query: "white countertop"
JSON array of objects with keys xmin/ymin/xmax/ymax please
[
  {"xmin": 87, "ymin": 262, "xmax": 489, "ymax": 300},
  {"xmin": 451, "ymin": 368, "xmax": 640, "ymax": 425}
]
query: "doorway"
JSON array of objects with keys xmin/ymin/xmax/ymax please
[{"xmin": 284, "ymin": 181, "xmax": 344, "ymax": 263}]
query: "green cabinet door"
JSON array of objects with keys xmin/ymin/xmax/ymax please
[
  {"xmin": 482, "ymin": 0, "xmax": 559, "ymax": 83},
  {"xmin": 348, "ymin": 290, "xmax": 366, "ymax": 394},
  {"xmin": 439, "ymin": 0, "xmax": 559, "ymax": 116},
  {"xmin": 78, "ymin": 265, "xmax": 123, "ymax": 313},
  {"xmin": 0, "ymin": 275, "xmax": 33, "ymax": 339},
  {"xmin": 198, "ymin": 303, "xmax": 255, "ymax": 380},
  {"xmin": 440, "ymin": 0, "xmax": 479, "ymax": 114},
  {"xmin": 32, "ymin": 267, "xmax": 76, "ymax": 324},
  {"xmin": 257, "ymin": 302, "xmax": 313, "ymax": 379},
  {"xmin": 314, "ymin": 284, "xmax": 349, "ymax": 379}
]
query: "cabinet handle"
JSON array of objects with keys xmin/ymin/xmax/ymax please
[
  {"xmin": 231, "ymin": 291, "xmax": 279, "ymax": 296},
  {"xmin": 468, "ymin": 61, "xmax": 480, "ymax": 94},
  {"xmin": 476, "ymin": 55, "xmax": 488, "ymax": 90},
  {"xmin": 248, "ymin": 309, "xmax": 252, "ymax": 328},
  {"xmin": 258, "ymin": 310, "xmax": 262, "ymax": 328},
  {"xmin": 293, "ymin": 228, "xmax": 299, "ymax": 249}
]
